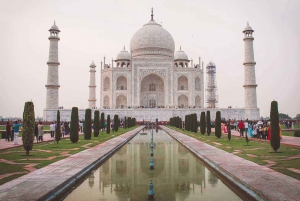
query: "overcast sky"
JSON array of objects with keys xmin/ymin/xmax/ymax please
[{"xmin": 0, "ymin": 0, "xmax": 299, "ymax": 118}]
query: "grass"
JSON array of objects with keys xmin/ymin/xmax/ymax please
[
  {"xmin": 0, "ymin": 126, "xmax": 138, "ymax": 185},
  {"xmin": 168, "ymin": 126, "xmax": 300, "ymax": 180},
  {"xmin": 282, "ymin": 131, "xmax": 297, "ymax": 137}
]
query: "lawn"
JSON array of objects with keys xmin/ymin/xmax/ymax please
[
  {"xmin": 0, "ymin": 126, "xmax": 138, "ymax": 185},
  {"xmin": 168, "ymin": 126, "xmax": 300, "ymax": 180}
]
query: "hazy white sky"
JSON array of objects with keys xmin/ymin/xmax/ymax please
[{"xmin": 0, "ymin": 0, "xmax": 299, "ymax": 118}]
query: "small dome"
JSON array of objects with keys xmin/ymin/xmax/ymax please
[
  {"xmin": 243, "ymin": 22, "xmax": 253, "ymax": 32},
  {"xmin": 174, "ymin": 47, "xmax": 188, "ymax": 61},
  {"xmin": 116, "ymin": 47, "xmax": 131, "ymax": 61},
  {"xmin": 49, "ymin": 21, "xmax": 60, "ymax": 32},
  {"xmin": 90, "ymin": 61, "xmax": 96, "ymax": 67},
  {"xmin": 207, "ymin": 61, "xmax": 216, "ymax": 67}
]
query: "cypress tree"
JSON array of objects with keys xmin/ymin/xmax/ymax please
[
  {"xmin": 270, "ymin": 101, "xmax": 280, "ymax": 152},
  {"xmin": 106, "ymin": 115, "xmax": 111, "ymax": 134},
  {"xmin": 100, "ymin": 112, "xmax": 105, "ymax": 135},
  {"xmin": 200, "ymin": 112, "xmax": 206, "ymax": 134},
  {"xmin": 227, "ymin": 120, "xmax": 231, "ymax": 141},
  {"xmin": 186, "ymin": 115, "xmax": 190, "ymax": 131},
  {"xmin": 70, "ymin": 107, "xmax": 79, "ymax": 143},
  {"xmin": 84, "ymin": 109, "xmax": 92, "ymax": 139},
  {"xmin": 22, "ymin": 101, "xmax": 35, "ymax": 156},
  {"xmin": 206, "ymin": 111, "xmax": 211, "ymax": 136},
  {"xmin": 94, "ymin": 111, "xmax": 100, "ymax": 137},
  {"xmin": 184, "ymin": 115, "xmax": 187, "ymax": 130},
  {"xmin": 124, "ymin": 116, "xmax": 127, "ymax": 129},
  {"xmin": 128, "ymin": 117, "xmax": 132, "ymax": 128},
  {"xmin": 55, "ymin": 110, "xmax": 62, "ymax": 147},
  {"xmin": 179, "ymin": 118, "xmax": 182, "ymax": 129},
  {"xmin": 215, "ymin": 111, "xmax": 221, "ymax": 138},
  {"xmin": 113, "ymin": 115, "xmax": 118, "ymax": 132}
]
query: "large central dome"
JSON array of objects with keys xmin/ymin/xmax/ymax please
[{"xmin": 130, "ymin": 14, "xmax": 175, "ymax": 58}]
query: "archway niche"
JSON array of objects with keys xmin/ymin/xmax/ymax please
[
  {"xmin": 178, "ymin": 95, "xmax": 188, "ymax": 108},
  {"xmin": 195, "ymin": 77, "xmax": 201, "ymax": 91},
  {"xmin": 104, "ymin": 77, "xmax": 110, "ymax": 91},
  {"xmin": 140, "ymin": 73, "xmax": 164, "ymax": 108},
  {"xmin": 104, "ymin": 95, "xmax": 110, "ymax": 108},
  {"xmin": 116, "ymin": 95, "xmax": 127, "ymax": 109},
  {"xmin": 116, "ymin": 76, "xmax": 127, "ymax": 90},
  {"xmin": 178, "ymin": 76, "xmax": 188, "ymax": 90},
  {"xmin": 195, "ymin": 96, "xmax": 201, "ymax": 108}
]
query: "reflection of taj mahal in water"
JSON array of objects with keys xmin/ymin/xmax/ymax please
[
  {"xmin": 43, "ymin": 9, "xmax": 260, "ymax": 121},
  {"xmin": 64, "ymin": 130, "xmax": 233, "ymax": 201}
]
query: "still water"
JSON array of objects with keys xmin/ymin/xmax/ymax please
[{"xmin": 63, "ymin": 128, "xmax": 242, "ymax": 201}]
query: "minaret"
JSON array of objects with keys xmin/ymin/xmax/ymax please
[
  {"xmin": 88, "ymin": 61, "xmax": 97, "ymax": 109},
  {"xmin": 243, "ymin": 22, "xmax": 258, "ymax": 108},
  {"xmin": 45, "ymin": 22, "xmax": 60, "ymax": 109}
]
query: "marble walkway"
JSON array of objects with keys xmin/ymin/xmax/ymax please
[
  {"xmin": 0, "ymin": 126, "xmax": 143, "ymax": 201},
  {"xmin": 162, "ymin": 126, "xmax": 300, "ymax": 201}
]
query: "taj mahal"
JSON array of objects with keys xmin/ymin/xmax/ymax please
[{"xmin": 43, "ymin": 10, "xmax": 260, "ymax": 121}]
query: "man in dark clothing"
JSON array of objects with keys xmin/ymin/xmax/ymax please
[{"xmin": 6, "ymin": 122, "xmax": 11, "ymax": 141}]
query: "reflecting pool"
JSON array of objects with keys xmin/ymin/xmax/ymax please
[{"xmin": 63, "ymin": 128, "xmax": 242, "ymax": 201}]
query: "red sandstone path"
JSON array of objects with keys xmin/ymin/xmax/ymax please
[
  {"xmin": 212, "ymin": 128, "xmax": 300, "ymax": 147},
  {"xmin": 0, "ymin": 132, "xmax": 84, "ymax": 151}
]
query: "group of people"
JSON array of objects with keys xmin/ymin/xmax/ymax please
[
  {"xmin": 236, "ymin": 120, "xmax": 282, "ymax": 140},
  {"xmin": 283, "ymin": 120, "xmax": 294, "ymax": 129},
  {"xmin": 5, "ymin": 120, "xmax": 22, "ymax": 145}
]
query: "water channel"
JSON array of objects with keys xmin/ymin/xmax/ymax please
[{"xmin": 63, "ymin": 128, "xmax": 242, "ymax": 201}]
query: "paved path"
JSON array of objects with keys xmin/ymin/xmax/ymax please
[
  {"xmin": 0, "ymin": 133, "xmax": 83, "ymax": 151},
  {"xmin": 0, "ymin": 126, "xmax": 143, "ymax": 201},
  {"xmin": 213, "ymin": 128, "xmax": 300, "ymax": 147},
  {"xmin": 162, "ymin": 126, "xmax": 300, "ymax": 201}
]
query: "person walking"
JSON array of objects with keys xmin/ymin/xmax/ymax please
[
  {"xmin": 238, "ymin": 120, "xmax": 244, "ymax": 137},
  {"xmin": 13, "ymin": 120, "xmax": 22, "ymax": 145},
  {"xmin": 244, "ymin": 121, "xmax": 249, "ymax": 137},
  {"xmin": 64, "ymin": 122, "xmax": 70, "ymax": 135},
  {"xmin": 38, "ymin": 122, "xmax": 44, "ymax": 142},
  {"xmin": 61, "ymin": 123, "xmax": 65, "ymax": 138},
  {"xmin": 34, "ymin": 122, "xmax": 39, "ymax": 143},
  {"xmin": 5, "ymin": 122, "xmax": 11, "ymax": 142},
  {"xmin": 50, "ymin": 122, "xmax": 55, "ymax": 138}
]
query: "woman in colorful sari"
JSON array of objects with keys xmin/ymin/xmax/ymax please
[
  {"xmin": 248, "ymin": 122, "xmax": 253, "ymax": 138},
  {"xmin": 279, "ymin": 123, "xmax": 282, "ymax": 139}
]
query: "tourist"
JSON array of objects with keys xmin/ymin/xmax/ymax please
[
  {"xmin": 252, "ymin": 122, "xmax": 257, "ymax": 138},
  {"xmin": 291, "ymin": 121, "xmax": 294, "ymax": 129},
  {"xmin": 79, "ymin": 121, "xmax": 83, "ymax": 133},
  {"xmin": 248, "ymin": 122, "xmax": 253, "ymax": 138},
  {"xmin": 244, "ymin": 121, "xmax": 249, "ymax": 137},
  {"xmin": 238, "ymin": 120, "xmax": 244, "ymax": 137},
  {"xmin": 279, "ymin": 123, "xmax": 283, "ymax": 139},
  {"xmin": 50, "ymin": 122, "xmax": 55, "ymax": 138},
  {"xmin": 64, "ymin": 122, "xmax": 70, "ymax": 135},
  {"xmin": 34, "ymin": 122, "xmax": 39, "ymax": 143},
  {"xmin": 38, "ymin": 122, "xmax": 44, "ymax": 141},
  {"xmin": 13, "ymin": 120, "xmax": 22, "ymax": 145},
  {"xmin": 5, "ymin": 122, "xmax": 11, "ymax": 142},
  {"xmin": 61, "ymin": 123, "xmax": 65, "ymax": 138}
]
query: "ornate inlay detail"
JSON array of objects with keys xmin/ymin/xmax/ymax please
[
  {"xmin": 135, "ymin": 63, "xmax": 171, "ymax": 67},
  {"xmin": 139, "ymin": 69, "xmax": 166, "ymax": 80},
  {"xmin": 243, "ymin": 84, "xmax": 258, "ymax": 87},
  {"xmin": 243, "ymin": 62, "xmax": 256, "ymax": 65}
]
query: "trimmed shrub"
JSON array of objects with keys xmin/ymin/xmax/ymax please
[
  {"xmin": 270, "ymin": 101, "xmax": 280, "ymax": 152},
  {"xmin": 200, "ymin": 112, "xmax": 206, "ymax": 134},
  {"xmin": 22, "ymin": 101, "xmax": 35, "ymax": 156},
  {"xmin": 215, "ymin": 111, "xmax": 221, "ymax": 138},
  {"xmin": 124, "ymin": 116, "xmax": 127, "ymax": 129},
  {"xmin": 106, "ymin": 115, "xmax": 111, "ymax": 134},
  {"xmin": 94, "ymin": 111, "xmax": 100, "ymax": 137},
  {"xmin": 100, "ymin": 112, "xmax": 105, "ymax": 134},
  {"xmin": 294, "ymin": 130, "xmax": 300, "ymax": 137},
  {"xmin": 206, "ymin": 111, "xmax": 211, "ymax": 136},
  {"xmin": 55, "ymin": 110, "xmax": 61, "ymax": 146},
  {"xmin": 70, "ymin": 107, "xmax": 79, "ymax": 143},
  {"xmin": 113, "ymin": 115, "xmax": 118, "ymax": 132},
  {"xmin": 227, "ymin": 120, "xmax": 231, "ymax": 141},
  {"xmin": 84, "ymin": 109, "xmax": 92, "ymax": 139}
]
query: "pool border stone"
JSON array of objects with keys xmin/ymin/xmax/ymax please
[
  {"xmin": 162, "ymin": 126, "xmax": 300, "ymax": 201},
  {"xmin": 0, "ymin": 126, "xmax": 144, "ymax": 201}
]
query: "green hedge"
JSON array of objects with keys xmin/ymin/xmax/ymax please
[{"xmin": 294, "ymin": 130, "xmax": 300, "ymax": 137}]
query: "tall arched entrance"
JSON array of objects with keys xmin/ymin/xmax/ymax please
[{"xmin": 140, "ymin": 74, "xmax": 164, "ymax": 108}]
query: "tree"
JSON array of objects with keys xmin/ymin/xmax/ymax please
[
  {"xmin": 55, "ymin": 110, "xmax": 62, "ymax": 147},
  {"xmin": 270, "ymin": 101, "xmax": 280, "ymax": 152},
  {"xmin": 100, "ymin": 112, "xmax": 105, "ymax": 134},
  {"xmin": 94, "ymin": 111, "xmax": 100, "ymax": 137},
  {"xmin": 22, "ymin": 101, "xmax": 35, "ymax": 156},
  {"xmin": 279, "ymin": 113, "xmax": 291, "ymax": 120},
  {"xmin": 84, "ymin": 109, "xmax": 92, "ymax": 139},
  {"xmin": 70, "ymin": 107, "xmax": 79, "ymax": 143},
  {"xmin": 295, "ymin": 114, "xmax": 300, "ymax": 120},
  {"xmin": 215, "ymin": 111, "xmax": 221, "ymax": 138},
  {"xmin": 106, "ymin": 115, "xmax": 111, "ymax": 134},
  {"xmin": 200, "ymin": 112, "xmax": 206, "ymax": 134},
  {"xmin": 113, "ymin": 114, "xmax": 118, "ymax": 132},
  {"xmin": 206, "ymin": 111, "xmax": 211, "ymax": 136},
  {"xmin": 227, "ymin": 120, "xmax": 231, "ymax": 141},
  {"xmin": 124, "ymin": 116, "xmax": 127, "ymax": 129}
]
